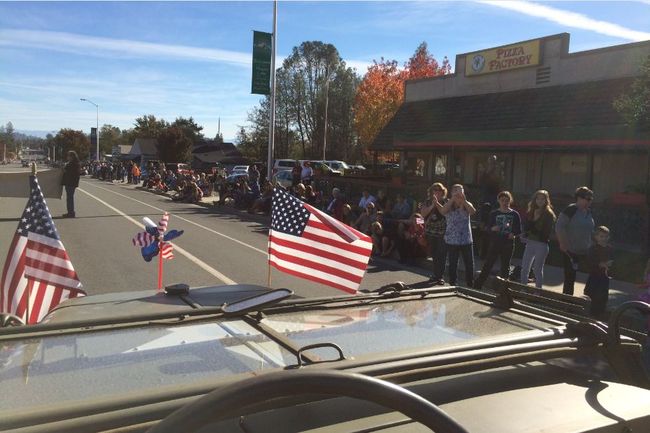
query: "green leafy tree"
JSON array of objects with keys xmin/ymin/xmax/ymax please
[
  {"xmin": 157, "ymin": 126, "xmax": 192, "ymax": 163},
  {"xmin": 171, "ymin": 116, "xmax": 204, "ymax": 145},
  {"xmin": 279, "ymin": 41, "xmax": 357, "ymax": 159},
  {"xmin": 614, "ymin": 55, "xmax": 650, "ymax": 130},
  {"xmin": 240, "ymin": 99, "xmax": 270, "ymax": 160},
  {"xmin": 133, "ymin": 115, "xmax": 169, "ymax": 138},
  {"xmin": 100, "ymin": 125, "xmax": 123, "ymax": 155},
  {"xmin": 236, "ymin": 40, "xmax": 359, "ymax": 161},
  {"xmin": 1, "ymin": 121, "xmax": 16, "ymax": 154},
  {"xmin": 54, "ymin": 129, "xmax": 90, "ymax": 160}
]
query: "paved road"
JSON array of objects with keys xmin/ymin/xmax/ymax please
[{"xmin": 0, "ymin": 170, "xmax": 427, "ymax": 297}]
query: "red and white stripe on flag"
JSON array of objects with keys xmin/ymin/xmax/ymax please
[
  {"xmin": 132, "ymin": 231, "xmax": 155, "ymax": 247},
  {"xmin": 158, "ymin": 212, "xmax": 169, "ymax": 234},
  {"xmin": 1, "ymin": 235, "xmax": 85, "ymax": 324},
  {"xmin": 25, "ymin": 232, "xmax": 83, "ymax": 290},
  {"xmin": 160, "ymin": 242, "xmax": 174, "ymax": 259},
  {"xmin": 269, "ymin": 202, "xmax": 372, "ymax": 294}
]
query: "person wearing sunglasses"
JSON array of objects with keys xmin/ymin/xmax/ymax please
[{"xmin": 555, "ymin": 186, "xmax": 595, "ymax": 295}]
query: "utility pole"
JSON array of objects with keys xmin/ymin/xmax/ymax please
[{"xmin": 80, "ymin": 98, "xmax": 100, "ymax": 161}]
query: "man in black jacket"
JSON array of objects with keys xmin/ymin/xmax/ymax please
[{"xmin": 61, "ymin": 150, "xmax": 81, "ymax": 218}]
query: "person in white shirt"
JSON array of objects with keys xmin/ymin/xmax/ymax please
[
  {"xmin": 300, "ymin": 161, "xmax": 313, "ymax": 185},
  {"xmin": 358, "ymin": 189, "xmax": 376, "ymax": 211}
]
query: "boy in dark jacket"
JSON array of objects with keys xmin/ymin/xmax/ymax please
[
  {"xmin": 584, "ymin": 226, "xmax": 613, "ymax": 318},
  {"xmin": 474, "ymin": 191, "xmax": 521, "ymax": 290}
]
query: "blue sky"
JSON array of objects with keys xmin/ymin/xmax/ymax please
[{"xmin": 1, "ymin": 1, "xmax": 649, "ymax": 141}]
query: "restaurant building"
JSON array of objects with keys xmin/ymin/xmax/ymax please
[{"xmin": 371, "ymin": 33, "xmax": 650, "ymax": 247}]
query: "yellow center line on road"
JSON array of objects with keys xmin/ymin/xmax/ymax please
[{"xmin": 77, "ymin": 184, "xmax": 238, "ymax": 285}]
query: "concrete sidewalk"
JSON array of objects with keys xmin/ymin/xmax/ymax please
[{"xmin": 124, "ymin": 180, "xmax": 642, "ymax": 312}]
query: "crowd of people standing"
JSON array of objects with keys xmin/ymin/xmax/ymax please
[{"xmin": 315, "ymin": 179, "xmax": 618, "ymax": 318}]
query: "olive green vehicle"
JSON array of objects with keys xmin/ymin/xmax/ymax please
[{"xmin": 1, "ymin": 279, "xmax": 649, "ymax": 433}]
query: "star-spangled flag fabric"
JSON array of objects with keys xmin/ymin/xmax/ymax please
[
  {"xmin": 269, "ymin": 187, "xmax": 372, "ymax": 294},
  {"xmin": 1, "ymin": 175, "xmax": 85, "ymax": 324}
]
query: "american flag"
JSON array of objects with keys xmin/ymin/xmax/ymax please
[
  {"xmin": 132, "ymin": 231, "xmax": 155, "ymax": 247},
  {"xmin": 158, "ymin": 212, "xmax": 169, "ymax": 234},
  {"xmin": 160, "ymin": 242, "xmax": 174, "ymax": 259},
  {"xmin": 269, "ymin": 188, "xmax": 372, "ymax": 294},
  {"xmin": 1, "ymin": 175, "xmax": 85, "ymax": 324}
]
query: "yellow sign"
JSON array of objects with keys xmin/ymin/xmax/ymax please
[{"xmin": 465, "ymin": 40, "xmax": 540, "ymax": 76}]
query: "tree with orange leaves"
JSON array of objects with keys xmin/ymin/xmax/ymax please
[
  {"xmin": 406, "ymin": 42, "xmax": 451, "ymax": 80},
  {"xmin": 354, "ymin": 42, "xmax": 450, "ymax": 151},
  {"xmin": 354, "ymin": 58, "xmax": 405, "ymax": 155}
]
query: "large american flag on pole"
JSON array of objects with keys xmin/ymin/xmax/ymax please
[
  {"xmin": 1, "ymin": 175, "xmax": 85, "ymax": 324},
  {"xmin": 269, "ymin": 188, "xmax": 372, "ymax": 294}
]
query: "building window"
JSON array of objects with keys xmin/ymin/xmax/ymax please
[
  {"xmin": 434, "ymin": 155, "xmax": 447, "ymax": 176},
  {"xmin": 406, "ymin": 153, "xmax": 430, "ymax": 178}
]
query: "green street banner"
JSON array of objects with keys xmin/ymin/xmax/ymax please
[{"xmin": 251, "ymin": 31, "xmax": 272, "ymax": 95}]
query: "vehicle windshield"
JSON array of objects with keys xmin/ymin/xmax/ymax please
[
  {"xmin": 0, "ymin": 295, "xmax": 554, "ymax": 413},
  {"xmin": 0, "ymin": 320, "xmax": 293, "ymax": 412}
]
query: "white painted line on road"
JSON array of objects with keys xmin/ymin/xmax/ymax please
[
  {"xmin": 77, "ymin": 186, "xmax": 237, "ymax": 285},
  {"xmin": 80, "ymin": 181, "xmax": 268, "ymax": 256}
]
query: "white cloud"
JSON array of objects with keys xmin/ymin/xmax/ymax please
[
  {"xmin": 478, "ymin": 1, "xmax": 650, "ymax": 41},
  {"xmin": 0, "ymin": 28, "xmax": 372, "ymax": 76},
  {"xmin": 0, "ymin": 29, "xmax": 253, "ymax": 66}
]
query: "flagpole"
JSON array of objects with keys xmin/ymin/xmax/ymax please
[
  {"xmin": 266, "ymin": 0, "xmax": 277, "ymax": 183},
  {"xmin": 25, "ymin": 163, "xmax": 39, "ymax": 323},
  {"xmin": 267, "ymin": 234, "xmax": 272, "ymax": 287},
  {"xmin": 157, "ymin": 240, "xmax": 163, "ymax": 291}
]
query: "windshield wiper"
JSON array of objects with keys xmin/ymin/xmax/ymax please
[{"xmin": 221, "ymin": 288, "xmax": 294, "ymax": 316}]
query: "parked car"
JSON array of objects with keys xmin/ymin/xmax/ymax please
[
  {"xmin": 272, "ymin": 169, "xmax": 293, "ymax": 188},
  {"xmin": 273, "ymin": 158, "xmax": 298, "ymax": 175},
  {"xmin": 2, "ymin": 280, "xmax": 649, "ymax": 432},
  {"xmin": 224, "ymin": 172, "xmax": 249, "ymax": 185},
  {"xmin": 324, "ymin": 160, "xmax": 350, "ymax": 174},
  {"xmin": 164, "ymin": 163, "xmax": 191, "ymax": 176},
  {"xmin": 230, "ymin": 165, "xmax": 249, "ymax": 175},
  {"xmin": 303, "ymin": 160, "xmax": 341, "ymax": 176}
]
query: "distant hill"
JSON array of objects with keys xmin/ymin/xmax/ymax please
[{"xmin": 16, "ymin": 130, "xmax": 52, "ymax": 139}]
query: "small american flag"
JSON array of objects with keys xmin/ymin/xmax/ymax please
[
  {"xmin": 269, "ymin": 188, "xmax": 372, "ymax": 294},
  {"xmin": 158, "ymin": 212, "xmax": 169, "ymax": 234},
  {"xmin": 160, "ymin": 242, "xmax": 174, "ymax": 259},
  {"xmin": 132, "ymin": 231, "xmax": 155, "ymax": 247},
  {"xmin": 1, "ymin": 175, "xmax": 85, "ymax": 324}
]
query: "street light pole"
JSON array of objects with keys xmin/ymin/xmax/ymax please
[{"xmin": 80, "ymin": 98, "xmax": 99, "ymax": 162}]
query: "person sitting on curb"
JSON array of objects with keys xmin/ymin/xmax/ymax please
[
  {"xmin": 326, "ymin": 187, "xmax": 345, "ymax": 221},
  {"xmin": 397, "ymin": 213, "xmax": 427, "ymax": 265},
  {"xmin": 374, "ymin": 211, "xmax": 396, "ymax": 257}
]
